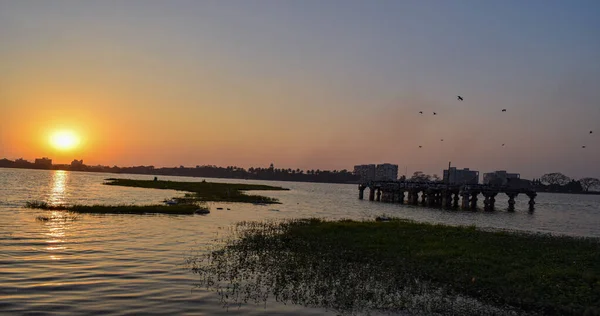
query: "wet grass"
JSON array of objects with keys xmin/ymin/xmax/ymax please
[
  {"xmin": 26, "ymin": 200, "xmax": 206, "ymax": 215},
  {"xmin": 188, "ymin": 218, "xmax": 600, "ymax": 315},
  {"xmin": 104, "ymin": 178, "xmax": 286, "ymax": 204}
]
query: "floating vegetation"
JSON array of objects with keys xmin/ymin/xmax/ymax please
[
  {"xmin": 105, "ymin": 178, "xmax": 287, "ymax": 204},
  {"xmin": 188, "ymin": 218, "xmax": 600, "ymax": 315},
  {"xmin": 25, "ymin": 200, "xmax": 207, "ymax": 215},
  {"xmin": 35, "ymin": 215, "xmax": 50, "ymax": 222}
]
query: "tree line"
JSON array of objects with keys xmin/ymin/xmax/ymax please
[
  {"xmin": 533, "ymin": 173, "xmax": 600, "ymax": 193},
  {"xmin": 0, "ymin": 159, "xmax": 360, "ymax": 184}
]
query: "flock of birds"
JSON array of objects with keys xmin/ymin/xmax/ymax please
[{"xmin": 416, "ymin": 95, "xmax": 593, "ymax": 149}]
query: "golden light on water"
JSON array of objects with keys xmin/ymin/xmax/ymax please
[
  {"xmin": 45, "ymin": 211, "xmax": 68, "ymax": 261},
  {"xmin": 49, "ymin": 130, "xmax": 80, "ymax": 151},
  {"xmin": 49, "ymin": 170, "xmax": 68, "ymax": 206}
]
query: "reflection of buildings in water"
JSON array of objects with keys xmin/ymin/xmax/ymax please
[{"xmin": 49, "ymin": 170, "xmax": 68, "ymax": 206}]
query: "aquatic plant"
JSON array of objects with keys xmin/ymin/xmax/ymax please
[
  {"xmin": 25, "ymin": 200, "xmax": 208, "ymax": 215},
  {"xmin": 35, "ymin": 215, "xmax": 50, "ymax": 221},
  {"xmin": 104, "ymin": 178, "xmax": 286, "ymax": 204},
  {"xmin": 188, "ymin": 218, "xmax": 600, "ymax": 315}
]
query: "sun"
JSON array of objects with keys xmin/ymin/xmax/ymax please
[{"xmin": 50, "ymin": 130, "xmax": 80, "ymax": 151}]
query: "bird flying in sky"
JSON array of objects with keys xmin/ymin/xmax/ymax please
[
  {"xmin": 433, "ymin": 112, "xmax": 437, "ymax": 115},
  {"xmin": 457, "ymin": 96, "xmax": 463, "ymax": 101},
  {"xmin": 419, "ymin": 111, "xmax": 423, "ymax": 114},
  {"xmin": 502, "ymin": 109, "xmax": 507, "ymax": 112}
]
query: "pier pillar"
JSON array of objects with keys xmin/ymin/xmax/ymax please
[
  {"xmin": 442, "ymin": 191, "xmax": 452, "ymax": 208},
  {"xmin": 376, "ymin": 189, "xmax": 381, "ymax": 202},
  {"xmin": 461, "ymin": 192, "xmax": 470, "ymax": 209},
  {"xmin": 453, "ymin": 193, "xmax": 460, "ymax": 208},
  {"xmin": 359, "ymin": 185, "xmax": 365, "ymax": 200},
  {"xmin": 398, "ymin": 190, "xmax": 405, "ymax": 204},
  {"xmin": 469, "ymin": 192, "xmax": 478, "ymax": 209},
  {"xmin": 482, "ymin": 191, "xmax": 497, "ymax": 211},
  {"xmin": 507, "ymin": 193, "xmax": 518, "ymax": 211},
  {"xmin": 526, "ymin": 192, "xmax": 537, "ymax": 211},
  {"xmin": 426, "ymin": 190, "xmax": 435, "ymax": 206},
  {"xmin": 409, "ymin": 190, "xmax": 418, "ymax": 204},
  {"xmin": 369, "ymin": 188, "xmax": 375, "ymax": 201},
  {"xmin": 420, "ymin": 191, "xmax": 427, "ymax": 205}
]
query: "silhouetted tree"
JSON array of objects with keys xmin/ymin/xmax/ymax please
[
  {"xmin": 580, "ymin": 177, "xmax": 600, "ymax": 192},
  {"xmin": 540, "ymin": 173, "xmax": 571, "ymax": 186},
  {"xmin": 410, "ymin": 171, "xmax": 431, "ymax": 182}
]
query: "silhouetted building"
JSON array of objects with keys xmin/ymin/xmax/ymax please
[
  {"xmin": 483, "ymin": 170, "xmax": 520, "ymax": 186},
  {"xmin": 34, "ymin": 157, "xmax": 52, "ymax": 168},
  {"xmin": 443, "ymin": 167, "xmax": 479, "ymax": 184},
  {"xmin": 14, "ymin": 158, "xmax": 30, "ymax": 168},
  {"xmin": 71, "ymin": 159, "xmax": 84, "ymax": 168},
  {"xmin": 354, "ymin": 164, "xmax": 376, "ymax": 182},
  {"xmin": 376, "ymin": 163, "xmax": 399, "ymax": 181}
]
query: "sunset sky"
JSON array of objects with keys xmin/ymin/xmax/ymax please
[{"xmin": 1, "ymin": 0, "xmax": 599, "ymax": 179}]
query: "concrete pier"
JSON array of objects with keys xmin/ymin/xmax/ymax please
[{"xmin": 359, "ymin": 181, "xmax": 537, "ymax": 212}]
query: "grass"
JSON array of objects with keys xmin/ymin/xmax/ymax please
[
  {"xmin": 24, "ymin": 178, "xmax": 286, "ymax": 215},
  {"xmin": 188, "ymin": 218, "xmax": 600, "ymax": 315},
  {"xmin": 104, "ymin": 178, "xmax": 287, "ymax": 204},
  {"xmin": 26, "ymin": 200, "xmax": 207, "ymax": 215}
]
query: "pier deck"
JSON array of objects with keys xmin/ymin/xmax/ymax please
[{"xmin": 359, "ymin": 181, "xmax": 537, "ymax": 211}]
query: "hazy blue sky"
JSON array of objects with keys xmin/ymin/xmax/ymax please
[{"xmin": 1, "ymin": 0, "xmax": 599, "ymax": 179}]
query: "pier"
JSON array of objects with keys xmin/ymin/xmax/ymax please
[{"xmin": 358, "ymin": 181, "xmax": 537, "ymax": 211}]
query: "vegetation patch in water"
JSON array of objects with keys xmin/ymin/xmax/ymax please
[
  {"xmin": 104, "ymin": 178, "xmax": 286, "ymax": 204},
  {"xmin": 188, "ymin": 218, "xmax": 600, "ymax": 315},
  {"xmin": 26, "ymin": 200, "xmax": 207, "ymax": 215}
]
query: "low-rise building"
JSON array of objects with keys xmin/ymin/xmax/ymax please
[
  {"xmin": 34, "ymin": 157, "xmax": 52, "ymax": 168},
  {"xmin": 483, "ymin": 170, "xmax": 520, "ymax": 186},
  {"xmin": 443, "ymin": 167, "xmax": 479, "ymax": 184}
]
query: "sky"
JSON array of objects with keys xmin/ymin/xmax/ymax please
[{"xmin": 1, "ymin": 0, "xmax": 599, "ymax": 179}]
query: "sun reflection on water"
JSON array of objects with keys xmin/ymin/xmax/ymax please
[
  {"xmin": 49, "ymin": 170, "xmax": 68, "ymax": 206},
  {"xmin": 44, "ymin": 211, "xmax": 70, "ymax": 261}
]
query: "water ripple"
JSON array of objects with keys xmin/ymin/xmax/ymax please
[{"xmin": 1, "ymin": 168, "xmax": 599, "ymax": 315}]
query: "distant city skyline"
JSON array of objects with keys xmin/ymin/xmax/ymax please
[{"xmin": 1, "ymin": 1, "xmax": 599, "ymax": 179}]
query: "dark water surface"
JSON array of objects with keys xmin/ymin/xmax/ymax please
[{"xmin": 1, "ymin": 168, "xmax": 599, "ymax": 315}]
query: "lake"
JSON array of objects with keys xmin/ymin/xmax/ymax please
[{"xmin": 1, "ymin": 168, "xmax": 599, "ymax": 315}]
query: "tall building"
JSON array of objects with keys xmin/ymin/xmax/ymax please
[
  {"xmin": 443, "ymin": 167, "xmax": 479, "ymax": 184},
  {"xmin": 483, "ymin": 170, "xmax": 520, "ymax": 186},
  {"xmin": 375, "ymin": 163, "xmax": 399, "ymax": 181},
  {"xmin": 353, "ymin": 164, "xmax": 376, "ymax": 182}
]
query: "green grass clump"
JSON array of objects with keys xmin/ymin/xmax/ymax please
[
  {"xmin": 25, "ymin": 200, "xmax": 207, "ymax": 215},
  {"xmin": 189, "ymin": 218, "xmax": 600, "ymax": 315},
  {"xmin": 104, "ymin": 178, "xmax": 286, "ymax": 204}
]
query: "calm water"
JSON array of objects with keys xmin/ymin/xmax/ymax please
[{"xmin": 1, "ymin": 168, "xmax": 599, "ymax": 315}]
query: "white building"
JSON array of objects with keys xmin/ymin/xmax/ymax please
[
  {"xmin": 354, "ymin": 164, "xmax": 376, "ymax": 182},
  {"xmin": 376, "ymin": 163, "xmax": 399, "ymax": 181},
  {"xmin": 443, "ymin": 167, "xmax": 479, "ymax": 184},
  {"xmin": 483, "ymin": 170, "xmax": 520, "ymax": 186}
]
